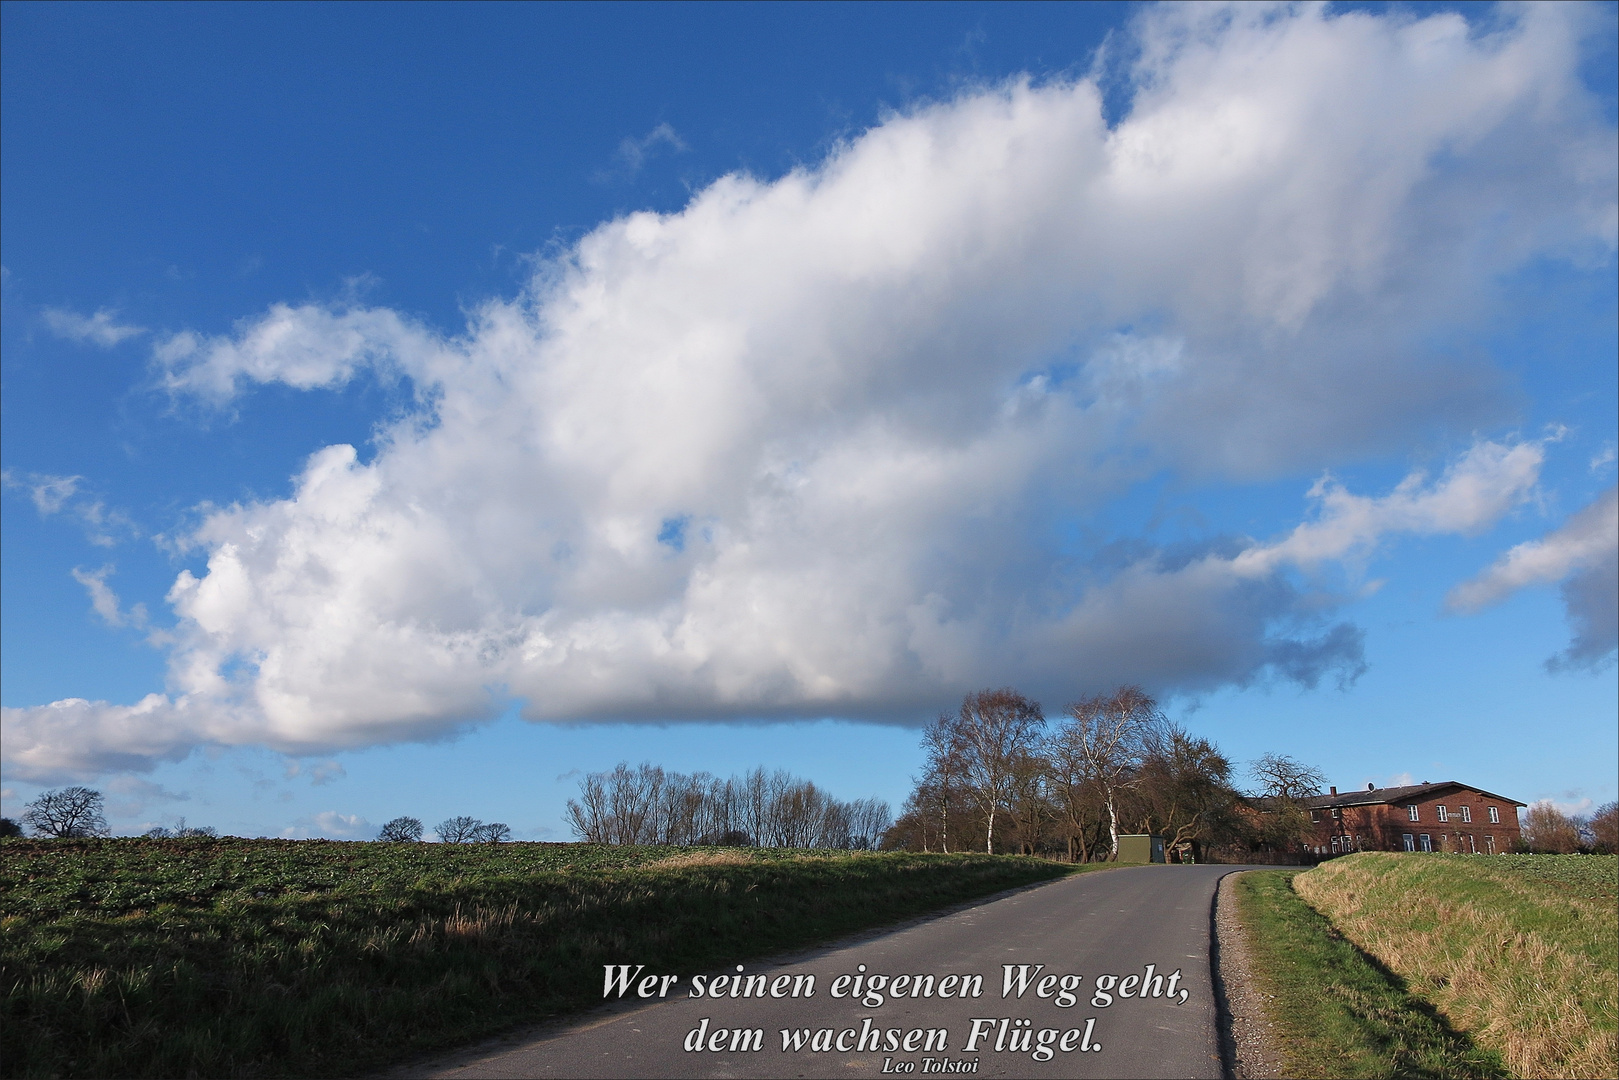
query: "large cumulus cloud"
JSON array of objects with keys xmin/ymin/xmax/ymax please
[{"xmin": 4, "ymin": 2, "xmax": 1615, "ymax": 779}]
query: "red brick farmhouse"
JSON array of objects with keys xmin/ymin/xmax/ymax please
[{"xmin": 1301, "ymin": 781, "xmax": 1525, "ymax": 856}]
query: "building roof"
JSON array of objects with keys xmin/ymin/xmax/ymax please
[{"xmin": 1302, "ymin": 780, "xmax": 1526, "ymax": 810}]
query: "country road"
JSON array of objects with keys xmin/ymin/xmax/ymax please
[{"xmin": 395, "ymin": 864, "xmax": 1254, "ymax": 1079}]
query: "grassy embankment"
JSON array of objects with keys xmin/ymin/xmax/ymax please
[
  {"xmin": 0, "ymin": 839, "xmax": 1081, "ymax": 1079},
  {"xmin": 1234, "ymin": 853, "xmax": 1617, "ymax": 1079}
]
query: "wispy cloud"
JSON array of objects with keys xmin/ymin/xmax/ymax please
[
  {"xmin": 2, "ymin": 470, "xmax": 139, "ymax": 547},
  {"xmin": 599, "ymin": 122, "xmax": 688, "ymax": 181},
  {"xmin": 42, "ymin": 306, "xmax": 146, "ymax": 347},
  {"xmin": 309, "ymin": 761, "xmax": 346, "ymax": 786},
  {"xmin": 3, "ymin": 469, "xmax": 81, "ymax": 514},
  {"xmin": 1449, "ymin": 487, "xmax": 1618, "ymax": 671},
  {"xmin": 70, "ymin": 565, "xmax": 149, "ymax": 629}
]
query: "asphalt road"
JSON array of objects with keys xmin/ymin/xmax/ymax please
[{"xmin": 404, "ymin": 864, "xmax": 1246, "ymax": 1080}]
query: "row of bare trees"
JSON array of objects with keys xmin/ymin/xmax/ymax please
[
  {"xmin": 565, "ymin": 762, "xmax": 892, "ymax": 850},
  {"xmin": 889, "ymin": 686, "xmax": 1325, "ymax": 861}
]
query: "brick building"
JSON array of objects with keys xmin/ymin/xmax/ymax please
[{"xmin": 1301, "ymin": 781, "xmax": 1525, "ymax": 856}]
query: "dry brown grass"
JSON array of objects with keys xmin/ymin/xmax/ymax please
[
  {"xmin": 647, "ymin": 849, "xmax": 757, "ymax": 869},
  {"xmin": 1295, "ymin": 853, "xmax": 1617, "ymax": 1080}
]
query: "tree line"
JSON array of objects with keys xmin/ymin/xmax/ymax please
[
  {"xmin": 892, "ymin": 686, "xmax": 1341, "ymax": 861},
  {"xmin": 564, "ymin": 762, "xmax": 892, "ymax": 849}
]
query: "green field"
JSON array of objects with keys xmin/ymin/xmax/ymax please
[{"xmin": 0, "ymin": 838, "xmax": 1076, "ymax": 1079}]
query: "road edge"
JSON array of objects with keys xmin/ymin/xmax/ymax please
[{"xmin": 1211, "ymin": 869, "xmax": 1285, "ymax": 1080}]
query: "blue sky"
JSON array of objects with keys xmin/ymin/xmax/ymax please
[{"xmin": 3, "ymin": 1, "xmax": 1614, "ymax": 840}]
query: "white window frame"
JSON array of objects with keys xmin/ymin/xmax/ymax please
[
  {"xmin": 1402, "ymin": 833, "xmax": 1415, "ymax": 851},
  {"xmin": 1488, "ymin": 806, "xmax": 1499, "ymax": 824},
  {"xmin": 1460, "ymin": 806, "xmax": 1471, "ymax": 823},
  {"xmin": 1407, "ymin": 804, "xmax": 1420, "ymax": 822},
  {"xmin": 1436, "ymin": 805, "xmax": 1448, "ymax": 823},
  {"xmin": 1420, "ymin": 834, "xmax": 1433, "ymax": 852}
]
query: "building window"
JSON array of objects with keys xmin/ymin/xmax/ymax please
[
  {"xmin": 1331, "ymin": 836, "xmax": 1339, "ymax": 854},
  {"xmin": 1420, "ymin": 834, "xmax": 1433, "ymax": 852},
  {"xmin": 1310, "ymin": 810, "xmax": 1319, "ymax": 822},
  {"xmin": 1467, "ymin": 834, "xmax": 1476, "ymax": 853},
  {"xmin": 1460, "ymin": 806, "xmax": 1471, "ymax": 823},
  {"xmin": 1403, "ymin": 833, "xmax": 1415, "ymax": 851},
  {"xmin": 1407, "ymin": 804, "xmax": 1420, "ymax": 821},
  {"xmin": 1436, "ymin": 805, "xmax": 1448, "ymax": 822},
  {"xmin": 1488, "ymin": 806, "xmax": 1500, "ymax": 824},
  {"xmin": 1485, "ymin": 835, "xmax": 1496, "ymax": 854}
]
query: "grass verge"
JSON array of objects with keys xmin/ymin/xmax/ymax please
[
  {"xmin": 1294, "ymin": 853, "xmax": 1618, "ymax": 1080},
  {"xmin": 0, "ymin": 839, "xmax": 1081, "ymax": 1079},
  {"xmin": 1232, "ymin": 869, "xmax": 1508, "ymax": 1078}
]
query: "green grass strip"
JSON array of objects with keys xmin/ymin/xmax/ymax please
[
  {"xmin": 1232, "ymin": 869, "xmax": 1509, "ymax": 1079},
  {"xmin": 1, "ymin": 839, "xmax": 1083, "ymax": 1079}
]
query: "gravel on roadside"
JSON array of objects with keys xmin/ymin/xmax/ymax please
[{"xmin": 1215, "ymin": 871, "xmax": 1286, "ymax": 1080}]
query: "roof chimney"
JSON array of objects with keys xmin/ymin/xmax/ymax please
[
  {"xmin": 1368, "ymin": 783, "xmax": 1375, "ymax": 790},
  {"xmin": 1330, "ymin": 786, "xmax": 1337, "ymax": 795}
]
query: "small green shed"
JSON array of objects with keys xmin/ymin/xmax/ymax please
[{"xmin": 1116, "ymin": 833, "xmax": 1166, "ymax": 863}]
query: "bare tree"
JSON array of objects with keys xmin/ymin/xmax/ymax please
[
  {"xmin": 1591, "ymin": 802, "xmax": 1618, "ymax": 855},
  {"xmin": 565, "ymin": 773, "xmax": 611, "ymax": 843},
  {"xmin": 954, "ymin": 688, "xmax": 1046, "ymax": 854},
  {"xmin": 919, "ymin": 712, "xmax": 966, "ymax": 853},
  {"xmin": 21, "ymin": 787, "xmax": 109, "ymax": 838},
  {"xmin": 1243, "ymin": 753, "xmax": 1327, "ymax": 854},
  {"xmin": 1522, "ymin": 801, "xmax": 1582, "ymax": 853},
  {"xmin": 378, "ymin": 816, "xmax": 424, "ymax": 842},
  {"xmin": 470, "ymin": 822, "xmax": 512, "ymax": 843},
  {"xmin": 1135, "ymin": 725, "xmax": 1243, "ymax": 862},
  {"xmin": 847, "ymin": 797, "xmax": 893, "ymax": 850},
  {"xmin": 1046, "ymin": 719, "xmax": 1109, "ymax": 862},
  {"xmin": 1056, "ymin": 687, "xmax": 1161, "ymax": 860},
  {"xmin": 435, "ymin": 816, "xmax": 482, "ymax": 843},
  {"xmin": 1005, "ymin": 749, "xmax": 1053, "ymax": 855},
  {"xmin": 1249, "ymin": 754, "xmax": 1327, "ymax": 801}
]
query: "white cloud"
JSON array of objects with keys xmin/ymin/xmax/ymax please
[
  {"xmin": 280, "ymin": 810, "xmax": 372, "ymax": 840},
  {"xmin": 1235, "ymin": 440, "xmax": 1546, "ymax": 576},
  {"xmin": 309, "ymin": 760, "xmax": 346, "ymax": 786},
  {"xmin": 605, "ymin": 122, "xmax": 689, "ymax": 180},
  {"xmin": 154, "ymin": 304, "xmax": 429, "ymax": 405},
  {"xmin": 3, "ymin": 469, "xmax": 81, "ymax": 515},
  {"xmin": 42, "ymin": 306, "xmax": 146, "ymax": 347},
  {"xmin": 1448, "ymin": 486, "xmax": 1618, "ymax": 670},
  {"xmin": 2, "ymin": 470, "xmax": 139, "ymax": 547},
  {"xmin": 3, "ymin": 2, "xmax": 1614, "ymax": 780},
  {"xmin": 1531, "ymin": 795, "xmax": 1595, "ymax": 820},
  {"xmin": 71, "ymin": 565, "xmax": 149, "ymax": 629}
]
